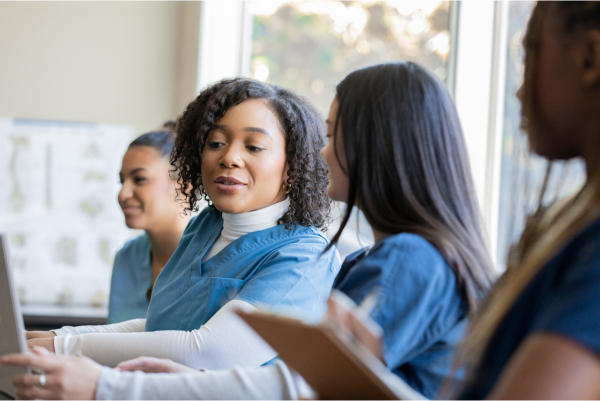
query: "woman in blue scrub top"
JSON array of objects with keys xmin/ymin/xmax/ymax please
[
  {"xmin": 2, "ymin": 62, "xmax": 496, "ymax": 400},
  {"xmin": 315, "ymin": 62, "xmax": 496, "ymax": 398},
  {"xmin": 109, "ymin": 123, "xmax": 191, "ymax": 323},
  {"xmin": 24, "ymin": 78, "xmax": 341, "ymax": 370}
]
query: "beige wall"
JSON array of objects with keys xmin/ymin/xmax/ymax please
[{"xmin": 0, "ymin": 1, "xmax": 200, "ymax": 135}]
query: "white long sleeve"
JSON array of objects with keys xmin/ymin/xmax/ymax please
[
  {"xmin": 53, "ymin": 300, "xmax": 276, "ymax": 369},
  {"xmin": 94, "ymin": 356, "xmax": 422, "ymax": 400},
  {"xmin": 95, "ymin": 360, "xmax": 298, "ymax": 400},
  {"xmin": 52, "ymin": 319, "xmax": 146, "ymax": 336}
]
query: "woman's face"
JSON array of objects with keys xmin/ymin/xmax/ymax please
[
  {"xmin": 201, "ymin": 98, "xmax": 288, "ymax": 214},
  {"xmin": 321, "ymin": 97, "xmax": 349, "ymax": 203},
  {"xmin": 118, "ymin": 146, "xmax": 180, "ymax": 230},
  {"xmin": 523, "ymin": 7, "xmax": 593, "ymax": 160}
]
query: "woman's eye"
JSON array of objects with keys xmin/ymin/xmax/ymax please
[
  {"xmin": 208, "ymin": 141, "xmax": 224, "ymax": 149},
  {"xmin": 134, "ymin": 177, "xmax": 147, "ymax": 184},
  {"xmin": 246, "ymin": 145, "xmax": 263, "ymax": 153}
]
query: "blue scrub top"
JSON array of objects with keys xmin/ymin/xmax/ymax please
[
  {"xmin": 460, "ymin": 216, "xmax": 600, "ymax": 399},
  {"xmin": 334, "ymin": 232, "xmax": 467, "ymax": 399},
  {"xmin": 108, "ymin": 234, "xmax": 152, "ymax": 324},
  {"xmin": 145, "ymin": 207, "xmax": 341, "ymax": 332}
]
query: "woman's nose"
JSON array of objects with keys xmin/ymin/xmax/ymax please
[
  {"xmin": 118, "ymin": 181, "xmax": 133, "ymax": 203},
  {"xmin": 516, "ymin": 85, "xmax": 524, "ymax": 102},
  {"xmin": 219, "ymin": 146, "xmax": 244, "ymax": 168}
]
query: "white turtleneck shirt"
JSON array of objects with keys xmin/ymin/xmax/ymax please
[
  {"xmin": 202, "ymin": 197, "xmax": 290, "ymax": 262},
  {"xmin": 52, "ymin": 199, "xmax": 291, "ymax": 370}
]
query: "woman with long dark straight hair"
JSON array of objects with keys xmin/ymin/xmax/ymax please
[
  {"xmin": 329, "ymin": 62, "xmax": 495, "ymax": 314},
  {"xmin": 1, "ymin": 63, "xmax": 495, "ymax": 400}
]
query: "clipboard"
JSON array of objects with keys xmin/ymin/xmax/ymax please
[{"xmin": 237, "ymin": 309, "xmax": 424, "ymax": 400}]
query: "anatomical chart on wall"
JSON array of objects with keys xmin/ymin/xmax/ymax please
[{"xmin": 0, "ymin": 118, "xmax": 135, "ymax": 311}]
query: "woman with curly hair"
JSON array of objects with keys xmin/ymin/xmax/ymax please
[{"xmin": 23, "ymin": 78, "xmax": 341, "ymax": 371}]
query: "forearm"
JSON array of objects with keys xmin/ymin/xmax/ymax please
[
  {"xmin": 55, "ymin": 301, "xmax": 276, "ymax": 369},
  {"xmin": 96, "ymin": 360, "xmax": 298, "ymax": 400},
  {"xmin": 53, "ymin": 319, "xmax": 146, "ymax": 336}
]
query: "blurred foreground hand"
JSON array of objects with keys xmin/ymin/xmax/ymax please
[{"xmin": 323, "ymin": 289, "xmax": 385, "ymax": 362}]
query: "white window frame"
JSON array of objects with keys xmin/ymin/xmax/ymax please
[
  {"xmin": 196, "ymin": 1, "xmax": 253, "ymax": 92},
  {"xmin": 451, "ymin": 0, "xmax": 509, "ymax": 266}
]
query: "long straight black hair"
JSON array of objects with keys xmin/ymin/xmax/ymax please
[{"xmin": 327, "ymin": 62, "xmax": 495, "ymax": 313}]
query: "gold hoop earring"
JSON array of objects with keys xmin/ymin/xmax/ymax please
[{"xmin": 282, "ymin": 182, "xmax": 290, "ymax": 194}]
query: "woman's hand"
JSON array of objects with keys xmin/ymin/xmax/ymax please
[
  {"xmin": 27, "ymin": 338, "xmax": 55, "ymax": 353},
  {"xmin": 116, "ymin": 356, "xmax": 199, "ymax": 374},
  {"xmin": 323, "ymin": 290, "xmax": 385, "ymax": 362},
  {"xmin": 26, "ymin": 331, "xmax": 57, "ymax": 340},
  {"xmin": 0, "ymin": 346, "xmax": 102, "ymax": 400}
]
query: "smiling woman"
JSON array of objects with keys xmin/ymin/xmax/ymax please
[
  {"xmin": 23, "ymin": 78, "xmax": 341, "ymax": 373},
  {"xmin": 109, "ymin": 125, "xmax": 192, "ymax": 324}
]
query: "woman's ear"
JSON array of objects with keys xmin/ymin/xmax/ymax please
[
  {"xmin": 579, "ymin": 29, "xmax": 600, "ymax": 88},
  {"xmin": 282, "ymin": 160, "xmax": 290, "ymax": 184}
]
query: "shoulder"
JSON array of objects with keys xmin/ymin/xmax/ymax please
[
  {"xmin": 185, "ymin": 208, "xmax": 219, "ymax": 230},
  {"xmin": 520, "ymin": 217, "xmax": 600, "ymax": 359},
  {"xmin": 259, "ymin": 225, "xmax": 338, "ymax": 269},
  {"xmin": 269, "ymin": 224, "xmax": 330, "ymax": 249},
  {"xmin": 372, "ymin": 232, "xmax": 449, "ymax": 275},
  {"xmin": 543, "ymin": 216, "xmax": 600, "ymax": 289},
  {"xmin": 369, "ymin": 233, "xmax": 459, "ymax": 304},
  {"xmin": 557, "ymin": 216, "xmax": 600, "ymax": 264},
  {"xmin": 115, "ymin": 233, "xmax": 150, "ymax": 260}
]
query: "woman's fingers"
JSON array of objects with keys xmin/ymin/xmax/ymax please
[
  {"xmin": 26, "ymin": 338, "xmax": 55, "ymax": 354},
  {"xmin": 118, "ymin": 357, "xmax": 174, "ymax": 373},
  {"xmin": 32, "ymin": 345, "xmax": 51, "ymax": 356},
  {"xmin": 0, "ymin": 353, "xmax": 58, "ymax": 373},
  {"xmin": 25, "ymin": 331, "xmax": 55, "ymax": 340},
  {"xmin": 13, "ymin": 372, "xmax": 58, "ymax": 400},
  {"xmin": 16, "ymin": 386, "xmax": 55, "ymax": 401},
  {"xmin": 117, "ymin": 357, "xmax": 195, "ymax": 373},
  {"xmin": 118, "ymin": 357, "xmax": 158, "ymax": 372},
  {"xmin": 13, "ymin": 372, "xmax": 45, "ymax": 387},
  {"xmin": 3, "ymin": 354, "xmax": 101, "ymax": 400}
]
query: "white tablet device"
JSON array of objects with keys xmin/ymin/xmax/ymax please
[{"xmin": 0, "ymin": 234, "xmax": 28, "ymax": 400}]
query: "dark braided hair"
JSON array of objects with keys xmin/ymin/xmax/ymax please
[{"xmin": 171, "ymin": 78, "xmax": 331, "ymax": 230}]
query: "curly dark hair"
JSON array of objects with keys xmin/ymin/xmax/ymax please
[{"xmin": 171, "ymin": 78, "xmax": 331, "ymax": 230}]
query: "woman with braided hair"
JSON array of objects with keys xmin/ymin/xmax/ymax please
[
  {"xmin": 20, "ymin": 78, "xmax": 341, "ymax": 372},
  {"xmin": 454, "ymin": 2, "xmax": 600, "ymax": 398}
]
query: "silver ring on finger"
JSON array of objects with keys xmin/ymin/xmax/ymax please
[{"xmin": 37, "ymin": 372, "xmax": 46, "ymax": 389}]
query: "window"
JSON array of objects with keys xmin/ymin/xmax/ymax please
[
  {"xmin": 250, "ymin": 1, "xmax": 453, "ymax": 257},
  {"xmin": 250, "ymin": 1, "xmax": 451, "ymax": 115}
]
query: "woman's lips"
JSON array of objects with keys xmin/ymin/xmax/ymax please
[
  {"xmin": 121, "ymin": 205, "xmax": 141, "ymax": 215},
  {"xmin": 214, "ymin": 176, "xmax": 246, "ymax": 192}
]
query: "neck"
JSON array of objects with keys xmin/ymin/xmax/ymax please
[
  {"xmin": 371, "ymin": 228, "xmax": 389, "ymax": 244},
  {"xmin": 355, "ymin": 204, "xmax": 388, "ymax": 244},
  {"xmin": 220, "ymin": 198, "xmax": 290, "ymax": 241},
  {"xmin": 145, "ymin": 216, "xmax": 190, "ymax": 267}
]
